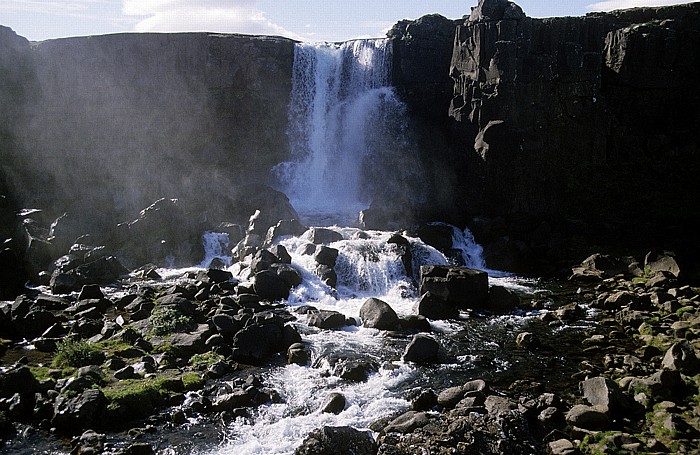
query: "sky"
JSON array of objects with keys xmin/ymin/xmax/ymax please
[{"xmin": 0, "ymin": 0, "xmax": 696, "ymax": 43}]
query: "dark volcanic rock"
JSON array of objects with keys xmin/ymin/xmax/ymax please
[
  {"xmin": 403, "ymin": 334, "xmax": 440, "ymax": 363},
  {"xmin": 359, "ymin": 298, "xmax": 399, "ymax": 330},
  {"xmin": 419, "ymin": 265, "xmax": 489, "ymax": 310},
  {"xmin": 295, "ymin": 426, "xmax": 377, "ymax": 455},
  {"xmin": 0, "ymin": 248, "xmax": 28, "ymax": 300}
]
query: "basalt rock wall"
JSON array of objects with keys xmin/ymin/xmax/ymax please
[
  {"xmin": 1, "ymin": 30, "xmax": 296, "ymax": 238},
  {"xmin": 448, "ymin": 0, "xmax": 700, "ymax": 248}
]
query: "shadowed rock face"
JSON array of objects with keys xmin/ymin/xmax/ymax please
[
  {"xmin": 447, "ymin": 0, "xmax": 700, "ymax": 235},
  {"xmin": 1, "ymin": 1, "xmax": 699, "ymax": 267},
  {"xmin": 1, "ymin": 30, "xmax": 296, "ymax": 237}
]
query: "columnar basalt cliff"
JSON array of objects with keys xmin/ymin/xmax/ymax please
[
  {"xmin": 2, "ymin": 29, "xmax": 296, "ymax": 235},
  {"xmin": 0, "ymin": 0, "xmax": 699, "ymax": 277},
  {"xmin": 448, "ymin": 0, "xmax": 700, "ymax": 248}
]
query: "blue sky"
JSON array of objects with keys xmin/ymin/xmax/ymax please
[{"xmin": 1, "ymin": 0, "xmax": 695, "ymax": 42}]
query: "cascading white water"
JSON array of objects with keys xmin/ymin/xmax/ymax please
[
  {"xmin": 275, "ymin": 39, "xmax": 403, "ymax": 225},
  {"xmin": 203, "ymin": 225, "xmax": 502, "ymax": 455},
  {"xmin": 199, "ymin": 231, "xmax": 232, "ymax": 268}
]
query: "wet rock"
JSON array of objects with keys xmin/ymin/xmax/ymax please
[
  {"xmin": 334, "ymin": 358, "xmax": 378, "ymax": 382},
  {"xmin": 72, "ymin": 429, "xmax": 106, "ymax": 455},
  {"xmin": 265, "ymin": 219, "xmax": 307, "ymax": 246},
  {"xmin": 488, "ymin": 286, "xmax": 521, "ymax": 313},
  {"xmin": 413, "ymin": 291, "xmax": 458, "ymax": 320},
  {"xmin": 271, "ymin": 263, "xmax": 303, "ymax": 288},
  {"xmin": 211, "ymin": 389, "xmax": 255, "ymax": 412},
  {"xmin": 515, "ymin": 332, "xmax": 540, "ymax": 349},
  {"xmin": 321, "ymin": 392, "xmax": 346, "ymax": 414},
  {"xmin": 287, "ymin": 343, "xmax": 308, "ymax": 366},
  {"xmin": 399, "ymin": 314, "xmax": 431, "ymax": 332},
  {"xmin": 565, "ymin": 404, "xmax": 610, "ymax": 430},
  {"xmin": 254, "ymin": 270, "xmax": 291, "ymax": 301},
  {"xmin": 438, "ymin": 386, "xmax": 467, "ymax": 409},
  {"xmin": 403, "ymin": 334, "xmax": 440, "ymax": 364},
  {"xmin": 270, "ymin": 245, "xmax": 292, "ymax": 264},
  {"xmin": 251, "ymin": 249, "xmax": 280, "ymax": 274},
  {"xmin": 383, "ymin": 411, "xmax": 429, "ymax": 434},
  {"xmin": 661, "ymin": 340, "xmax": 700, "ymax": 375},
  {"xmin": 360, "ymin": 298, "xmax": 399, "ymax": 330},
  {"xmin": 303, "ymin": 228, "xmax": 344, "ymax": 245},
  {"xmin": 50, "ymin": 254, "xmax": 127, "ymax": 294},
  {"xmin": 315, "ymin": 264, "xmax": 337, "ymax": 288},
  {"xmin": 115, "ymin": 442, "xmax": 155, "ymax": 455},
  {"xmin": 231, "ymin": 322, "xmax": 283, "ymax": 363},
  {"xmin": 314, "ymin": 246, "xmax": 338, "ymax": 267},
  {"xmin": 387, "ymin": 233, "xmax": 413, "ymax": 277},
  {"xmin": 295, "ymin": 426, "xmax": 376, "ymax": 455},
  {"xmin": 419, "ymin": 265, "xmax": 489, "ymax": 310},
  {"xmin": 307, "ymin": 310, "xmax": 347, "ymax": 330},
  {"xmin": 412, "ymin": 389, "xmax": 437, "ymax": 411},
  {"xmin": 77, "ymin": 284, "xmax": 103, "ymax": 301}
]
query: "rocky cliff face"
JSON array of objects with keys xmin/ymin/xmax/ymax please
[
  {"xmin": 448, "ymin": 0, "xmax": 700, "ymax": 243},
  {"xmin": 3, "ymin": 32, "xmax": 295, "ymax": 234}
]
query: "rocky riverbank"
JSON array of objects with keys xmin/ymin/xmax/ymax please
[{"xmin": 1, "ymin": 219, "xmax": 698, "ymax": 454}]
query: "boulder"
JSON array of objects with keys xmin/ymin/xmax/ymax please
[
  {"xmin": 264, "ymin": 219, "xmax": 307, "ymax": 246},
  {"xmin": 321, "ymin": 392, "xmax": 346, "ymax": 414},
  {"xmin": 581, "ymin": 377, "xmax": 630, "ymax": 417},
  {"xmin": 307, "ymin": 310, "xmax": 347, "ymax": 330},
  {"xmin": 0, "ymin": 366, "xmax": 38, "ymax": 399},
  {"xmin": 661, "ymin": 341, "xmax": 700, "ymax": 375},
  {"xmin": 403, "ymin": 334, "xmax": 440, "ymax": 363},
  {"xmin": 333, "ymin": 358, "xmax": 378, "ymax": 382},
  {"xmin": 413, "ymin": 291, "xmax": 458, "ymax": 320},
  {"xmin": 387, "ymin": 233, "xmax": 413, "ymax": 277},
  {"xmin": 303, "ymin": 228, "xmax": 344, "ymax": 245},
  {"xmin": 231, "ymin": 323, "xmax": 283, "ymax": 364},
  {"xmin": 571, "ymin": 254, "xmax": 632, "ymax": 282},
  {"xmin": 271, "ymin": 263, "xmax": 303, "ymax": 288},
  {"xmin": 52, "ymin": 388, "xmax": 107, "ymax": 433},
  {"xmin": 419, "ymin": 265, "xmax": 489, "ymax": 310},
  {"xmin": 50, "ymin": 254, "xmax": 127, "ymax": 294},
  {"xmin": 359, "ymin": 298, "xmax": 399, "ymax": 330},
  {"xmin": 488, "ymin": 286, "xmax": 521, "ymax": 312},
  {"xmin": 254, "ymin": 270, "xmax": 291, "ymax": 301},
  {"xmin": 313, "ymin": 246, "xmax": 338, "ymax": 267},
  {"xmin": 565, "ymin": 404, "xmax": 610, "ymax": 430},
  {"xmin": 295, "ymin": 426, "xmax": 376, "ymax": 455},
  {"xmin": 645, "ymin": 251, "xmax": 681, "ymax": 278},
  {"xmin": 77, "ymin": 284, "xmax": 103, "ymax": 301},
  {"xmin": 287, "ymin": 343, "xmax": 309, "ymax": 366},
  {"xmin": 383, "ymin": 411, "xmax": 429, "ymax": 434}
]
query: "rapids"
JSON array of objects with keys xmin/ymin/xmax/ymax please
[{"xmin": 194, "ymin": 224, "xmax": 546, "ymax": 455}]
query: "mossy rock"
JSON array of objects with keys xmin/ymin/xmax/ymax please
[{"xmin": 102, "ymin": 374, "xmax": 184, "ymax": 424}]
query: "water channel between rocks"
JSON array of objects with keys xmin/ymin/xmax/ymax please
[{"xmin": 150, "ymin": 225, "xmax": 599, "ymax": 455}]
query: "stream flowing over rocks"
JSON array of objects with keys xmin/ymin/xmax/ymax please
[
  {"xmin": 2, "ymin": 220, "xmax": 699, "ymax": 454},
  {"xmin": 1, "ymin": 0, "xmax": 700, "ymax": 453}
]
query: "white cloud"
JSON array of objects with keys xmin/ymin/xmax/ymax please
[
  {"xmin": 121, "ymin": 0, "xmax": 303, "ymax": 39},
  {"xmin": 586, "ymin": 0, "xmax": 692, "ymax": 11}
]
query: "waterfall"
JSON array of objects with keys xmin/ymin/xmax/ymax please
[
  {"xmin": 199, "ymin": 231, "xmax": 232, "ymax": 268},
  {"xmin": 275, "ymin": 39, "xmax": 405, "ymax": 224}
]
